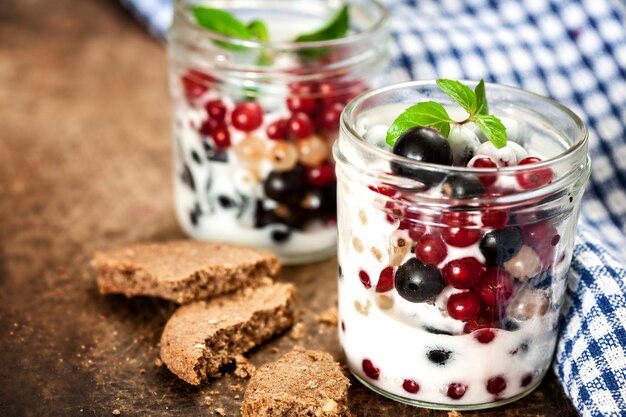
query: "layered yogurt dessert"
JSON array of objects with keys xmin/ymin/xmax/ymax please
[
  {"xmin": 168, "ymin": 0, "xmax": 388, "ymax": 263},
  {"xmin": 335, "ymin": 80, "xmax": 590, "ymax": 408}
]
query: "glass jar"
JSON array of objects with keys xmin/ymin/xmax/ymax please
[
  {"xmin": 334, "ymin": 81, "xmax": 590, "ymax": 409},
  {"xmin": 167, "ymin": 0, "xmax": 389, "ymax": 264}
]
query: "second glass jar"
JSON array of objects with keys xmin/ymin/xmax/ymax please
[{"xmin": 168, "ymin": 0, "xmax": 389, "ymax": 263}]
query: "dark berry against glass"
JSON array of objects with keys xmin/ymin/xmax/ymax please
[
  {"xmin": 394, "ymin": 258, "xmax": 445, "ymax": 303},
  {"xmin": 263, "ymin": 167, "xmax": 308, "ymax": 205},
  {"xmin": 391, "ymin": 126, "xmax": 453, "ymax": 185},
  {"xmin": 479, "ymin": 227, "xmax": 523, "ymax": 265},
  {"xmin": 441, "ymin": 174, "xmax": 484, "ymax": 199}
]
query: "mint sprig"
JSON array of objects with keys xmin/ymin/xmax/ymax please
[
  {"xmin": 385, "ymin": 79, "xmax": 507, "ymax": 149},
  {"xmin": 294, "ymin": 5, "xmax": 349, "ymax": 43},
  {"xmin": 385, "ymin": 102, "xmax": 452, "ymax": 145},
  {"xmin": 191, "ymin": 7, "xmax": 253, "ymax": 41}
]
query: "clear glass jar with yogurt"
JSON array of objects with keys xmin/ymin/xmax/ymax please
[
  {"xmin": 334, "ymin": 81, "xmax": 590, "ymax": 409},
  {"xmin": 167, "ymin": 0, "xmax": 389, "ymax": 264}
]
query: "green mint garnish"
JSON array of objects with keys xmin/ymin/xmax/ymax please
[
  {"xmin": 247, "ymin": 20, "xmax": 270, "ymax": 42},
  {"xmin": 294, "ymin": 5, "xmax": 350, "ymax": 43},
  {"xmin": 385, "ymin": 101, "xmax": 452, "ymax": 145},
  {"xmin": 191, "ymin": 4, "xmax": 350, "ymax": 62},
  {"xmin": 386, "ymin": 79, "xmax": 507, "ymax": 149},
  {"xmin": 474, "ymin": 79, "xmax": 489, "ymax": 115},
  {"xmin": 191, "ymin": 7, "xmax": 253, "ymax": 41}
]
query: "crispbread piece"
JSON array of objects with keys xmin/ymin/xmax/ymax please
[
  {"xmin": 91, "ymin": 240, "xmax": 280, "ymax": 303},
  {"xmin": 160, "ymin": 282, "xmax": 296, "ymax": 385},
  {"xmin": 242, "ymin": 347, "xmax": 354, "ymax": 417}
]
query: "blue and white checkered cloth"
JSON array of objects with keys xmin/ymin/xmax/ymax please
[{"xmin": 122, "ymin": 0, "xmax": 626, "ymax": 415}]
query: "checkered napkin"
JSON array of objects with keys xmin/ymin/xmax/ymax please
[{"xmin": 122, "ymin": 0, "xmax": 626, "ymax": 415}]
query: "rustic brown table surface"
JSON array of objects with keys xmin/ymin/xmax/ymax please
[{"xmin": 0, "ymin": 1, "xmax": 579, "ymax": 416}]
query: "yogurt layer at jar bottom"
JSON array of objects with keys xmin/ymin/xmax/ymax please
[
  {"xmin": 336, "ymin": 107, "xmax": 572, "ymax": 406},
  {"xmin": 173, "ymin": 79, "xmax": 345, "ymax": 260}
]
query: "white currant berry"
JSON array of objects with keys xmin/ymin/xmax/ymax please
[
  {"xmin": 504, "ymin": 245, "xmax": 543, "ymax": 281},
  {"xmin": 475, "ymin": 141, "xmax": 518, "ymax": 167},
  {"xmin": 447, "ymin": 124, "xmax": 481, "ymax": 166}
]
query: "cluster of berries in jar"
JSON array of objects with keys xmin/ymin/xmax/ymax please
[
  {"xmin": 355, "ymin": 125, "xmax": 561, "ymax": 399},
  {"xmin": 179, "ymin": 69, "xmax": 367, "ymax": 239}
]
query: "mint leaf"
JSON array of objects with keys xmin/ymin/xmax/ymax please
[
  {"xmin": 386, "ymin": 101, "xmax": 453, "ymax": 146},
  {"xmin": 436, "ymin": 79, "xmax": 476, "ymax": 115},
  {"xmin": 474, "ymin": 114, "xmax": 507, "ymax": 149},
  {"xmin": 474, "ymin": 79, "xmax": 489, "ymax": 116},
  {"xmin": 247, "ymin": 20, "xmax": 269, "ymax": 42},
  {"xmin": 294, "ymin": 4, "xmax": 349, "ymax": 42},
  {"xmin": 191, "ymin": 7, "xmax": 252, "ymax": 40}
]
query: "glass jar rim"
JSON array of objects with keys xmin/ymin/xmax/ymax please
[
  {"xmin": 340, "ymin": 80, "xmax": 588, "ymax": 176},
  {"xmin": 171, "ymin": 0, "xmax": 389, "ymax": 51}
]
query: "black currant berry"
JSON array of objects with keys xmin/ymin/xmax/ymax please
[
  {"xmin": 427, "ymin": 349, "xmax": 452, "ymax": 365},
  {"xmin": 181, "ymin": 165, "xmax": 195, "ymax": 191},
  {"xmin": 479, "ymin": 227, "xmax": 523, "ymax": 265},
  {"xmin": 394, "ymin": 258, "xmax": 445, "ymax": 303},
  {"xmin": 263, "ymin": 167, "xmax": 308, "ymax": 205},
  {"xmin": 441, "ymin": 173, "xmax": 484, "ymax": 199},
  {"xmin": 391, "ymin": 127, "xmax": 453, "ymax": 185}
]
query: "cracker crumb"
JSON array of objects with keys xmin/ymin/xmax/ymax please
[
  {"xmin": 316, "ymin": 307, "xmax": 338, "ymax": 326},
  {"xmin": 271, "ymin": 347, "xmax": 279, "ymax": 354},
  {"xmin": 290, "ymin": 322, "xmax": 306, "ymax": 340},
  {"xmin": 112, "ymin": 409, "xmax": 121, "ymax": 416},
  {"xmin": 230, "ymin": 384, "xmax": 243, "ymax": 392},
  {"xmin": 139, "ymin": 368, "xmax": 146, "ymax": 374},
  {"xmin": 234, "ymin": 355, "xmax": 257, "ymax": 379},
  {"xmin": 207, "ymin": 390, "xmax": 220, "ymax": 395},
  {"xmin": 203, "ymin": 396, "xmax": 213, "ymax": 407},
  {"xmin": 154, "ymin": 358, "xmax": 163, "ymax": 367},
  {"xmin": 234, "ymin": 395, "xmax": 240, "ymax": 400},
  {"xmin": 215, "ymin": 407, "xmax": 226, "ymax": 416},
  {"xmin": 448, "ymin": 411, "xmax": 462, "ymax": 417}
]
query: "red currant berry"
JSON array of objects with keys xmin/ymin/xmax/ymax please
[
  {"xmin": 551, "ymin": 234, "xmax": 561, "ymax": 246},
  {"xmin": 415, "ymin": 234, "xmax": 448, "ymax": 266},
  {"xmin": 447, "ymin": 292, "xmax": 481, "ymax": 321},
  {"xmin": 521, "ymin": 374, "xmax": 533, "ymax": 387},
  {"xmin": 287, "ymin": 96, "xmax": 317, "ymax": 115},
  {"xmin": 442, "ymin": 211, "xmax": 475, "ymax": 227},
  {"xmin": 486, "ymin": 376, "xmax": 507, "ymax": 394},
  {"xmin": 266, "ymin": 118, "xmax": 289, "ymax": 140},
  {"xmin": 288, "ymin": 112, "xmax": 314, "ymax": 139},
  {"xmin": 205, "ymin": 99, "xmax": 226, "ymax": 122},
  {"xmin": 375, "ymin": 267, "xmax": 394, "ymax": 292},
  {"xmin": 181, "ymin": 69, "xmax": 213, "ymax": 101},
  {"xmin": 474, "ymin": 329, "xmax": 496, "ymax": 344},
  {"xmin": 211, "ymin": 124, "xmax": 231, "ymax": 148},
  {"xmin": 442, "ymin": 257, "xmax": 485, "ymax": 289},
  {"xmin": 475, "ymin": 268, "xmax": 514, "ymax": 307},
  {"xmin": 199, "ymin": 118, "xmax": 218, "ymax": 136},
  {"xmin": 231, "ymin": 102, "xmax": 263, "ymax": 132},
  {"xmin": 516, "ymin": 157, "xmax": 553, "ymax": 190},
  {"xmin": 408, "ymin": 223, "xmax": 427, "ymax": 241},
  {"xmin": 359, "ymin": 270, "xmax": 372, "ymax": 289},
  {"xmin": 368, "ymin": 185, "xmax": 397, "ymax": 197},
  {"xmin": 481, "ymin": 209, "xmax": 509, "ymax": 228},
  {"xmin": 319, "ymin": 102, "xmax": 344, "ymax": 131},
  {"xmin": 402, "ymin": 379, "xmax": 420, "ymax": 394},
  {"xmin": 522, "ymin": 221, "xmax": 558, "ymax": 247},
  {"xmin": 305, "ymin": 164, "xmax": 335, "ymax": 188},
  {"xmin": 442, "ymin": 227, "xmax": 481, "ymax": 247},
  {"xmin": 362, "ymin": 359, "xmax": 379, "ymax": 380},
  {"xmin": 446, "ymin": 383, "xmax": 467, "ymax": 400},
  {"xmin": 470, "ymin": 156, "xmax": 498, "ymax": 186}
]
